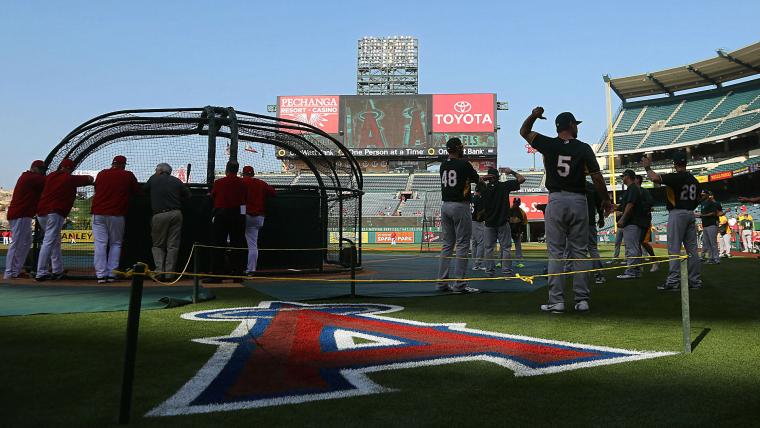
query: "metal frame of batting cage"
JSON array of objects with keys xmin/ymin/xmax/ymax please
[{"xmin": 34, "ymin": 106, "xmax": 364, "ymax": 279}]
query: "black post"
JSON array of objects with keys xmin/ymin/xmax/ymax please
[
  {"xmin": 350, "ymin": 243, "xmax": 356, "ymax": 298},
  {"xmin": 118, "ymin": 263, "xmax": 146, "ymax": 425},
  {"xmin": 193, "ymin": 244, "xmax": 200, "ymax": 304},
  {"xmin": 205, "ymin": 106, "xmax": 217, "ymax": 186}
]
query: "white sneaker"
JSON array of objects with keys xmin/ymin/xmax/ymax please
[
  {"xmin": 540, "ymin": 302, "xmax": 565, "ymax": 313},
  {"xmin": 650, "ymin": 263, "xmax": 659, "ymax": 272},
  {"xmin": 472, "ymin": 266, "xmax": 482, "ymax": 271},
  {"xmin": 574, "ymin": 300, "xmax": 590, "ymax": 312},
  {"xmin": 616, "ymin": 273, "xmax": 640, "ymax": 280},
  {"xmin": 452, "ymin": 286, "xmax": 480, "ymax": 294}
]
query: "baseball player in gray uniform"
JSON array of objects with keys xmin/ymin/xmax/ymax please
[
  {"xmin": 642, "ymin": 153, "xmax": 701, "ymax": 290},
  {"xmin": 470, "ymin": 188, "xmax": 486, "ymax": 270},
  {"xmin": 437, "ymin": 138, "xmax": 481, "ymax": 293},
  {"xmin": 521, "ymin": 107, "xmax": 612, "ymax": 313}
]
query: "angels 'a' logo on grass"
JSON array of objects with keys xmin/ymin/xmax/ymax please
[{"xmin": 147, "ymin": 302, "xmax": 675, "ymax": 417}]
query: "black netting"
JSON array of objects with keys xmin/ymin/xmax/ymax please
[{"xmin": 40, "ymin": 107, "xmax": 363, "ymax": 277}]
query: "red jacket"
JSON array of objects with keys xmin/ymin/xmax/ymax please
[
  {"xmin": 36, "ymin": 171, "xmax": 93, "ymax": 217},
  {"xmin": 242, "ymin": 177, "xmax": 276, "ymax": 216},
  {"xmin": 91, "ymin": 168, "xmax": 140, "ymax": 216},
  {"xmin": 7, "ymin": 171, "xmax": 46, "ymax": 220},
  {"xmin": 211, "ymin": 174, "xmax": 247, "ymax": 209}
]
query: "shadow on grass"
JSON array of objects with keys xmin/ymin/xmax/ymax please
[{"xmin": 691, "ymin": 327, "xmax": 711, "ymax": 351}]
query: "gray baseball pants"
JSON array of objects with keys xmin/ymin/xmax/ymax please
[
  {"xmin": 623, "ymin": 224, "xmax": 642, "ymax": 276},
  {"xmin": 470, "ymin": 220, "xmax": 485, "ymax": 269},
  {"xmin": 151, "ymin": 210, "xmax": 183, "ymax": 275},
  {"xmin": 665, "ymin": 209, "xmax": 701, "ymax": 287},
  {"xmin": 4, "ymin": 217, "xmax": 33, "ymax": 279},
  {"xmin": 93, "ymin": 215, "xmax": 126, "ymax": 279},
  {"xmin": 612, "ymin": 228, "xmax": 624, "ymax": 258},
  {"xmin": 702, "ymin": 225, "xmax": 719, "ymax": 262},
  {"xmin": 438, "ymin": 201, "xmax": 472, "ymax": 287},
  {"xmin": 545, "ymin": 192, "xmax": 590, "ymax": 305},
  {"xmin": 741, "ymin": 230, "xmax": 753, "ymax": 252},
  {"xmin": 484, "ymin": 223, "xmax": 513, "ymax": 274}
]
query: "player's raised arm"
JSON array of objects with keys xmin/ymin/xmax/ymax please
[
  {"xmin": 641, "ymin": 156, "xmax": 662, "ymax": 184},
  {"xmin": 520, "ymin": 107, "xmax": 546, "ymax": 142},
  {"xmin": 739, "ymin": 196, "xmax": 760, "ymax": 203}
]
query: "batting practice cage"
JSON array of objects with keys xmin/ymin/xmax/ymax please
[{"xmin": 36, "ymin": 106, "xmax": 363, "ymax": 278}]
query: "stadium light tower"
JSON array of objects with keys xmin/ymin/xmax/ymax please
[{"xmin": 357, "ymin": 36, "xmax": 418, "ymax": 95}]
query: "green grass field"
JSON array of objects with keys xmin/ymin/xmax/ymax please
[{"xmin": 2, "ymin": 246, "xmax": 759, "ymax": 427}]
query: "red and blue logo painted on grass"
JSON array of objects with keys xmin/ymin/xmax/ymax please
[{"xmin": 148, "ymin": 302, "xmax": 675, "ymax": 416}]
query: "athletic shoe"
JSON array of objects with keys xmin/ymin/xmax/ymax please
[
  {"xmin": 35, "ymin": 275, "xmax": 50, "ymax": 282},
  {"xmin": 436, "ymin": 284, "xmax": 451, "ymax": 292},
  {"xmin": 106, "ymin": 277, "xmax": 117, "ymax": 283},
  {"xmin": 616, "ymin": 273, "xmax": 640, "ymax": 280},
  {"xmin": 502, "ymin": 270, "xmax": 515, "ymax": 278},
  {"xmin": 650, "ymin": 263, "xmax": 659, "ymax": 272},
  {"xmin": 657, "ymin": 283, "xmax": 680, "ymax": 291},
  {"xmin": 540, "ymin": 302, "xmax": 565, "ymax": 313},
  {"xmin": 452, "ymin": 285, "xmax": 480, "ymax": 294},
  {"xmin": 97, "ymin": 277, "xmax": 107, "ymax": 284},
  {"xmin": 689, "ymin": 283, "xmax": 702, "ymax": 290},
  {"xmin": 594, "ymin": 276, "xmax": 606, "ymax": 285},
  {"xmin": 245, "ymin": 271, "xmax": 256, "ymax": 277},
  {"xmin": 472, "ymin": 266, "xmax": 482, "ymax": 271},
  {"xmin": 516, "ymin": 263, "xmax": 525, "ymax": 268},
  {"xmin": 604, "ymin": 260, "xmax": 616, "ymax": 266},
  {"xmin": 50, "ymin": 272, "xmax": 65, "ymax": 280},
  {"xmin": 574, "ymin": 300, "xmax": 590, "ymax": 312}
]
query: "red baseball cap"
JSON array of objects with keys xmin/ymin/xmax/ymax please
[
  {"xmin": 112, "ymin": 155, "xmax": 127, "ymax": 165},
  {"xmin": 741, "ymin": 205, "xmax": 747, "ymax": 212},
  {"xmin": 59, "ymin": 159, "xmax": 75, "ymax": 170},
  {"xmin": 31, "ymin": 160, "xmax": 45, "ymax": 169},
  {"xmin": 242, "ymin": 165, "xmax": 254, "ymax": 175}
]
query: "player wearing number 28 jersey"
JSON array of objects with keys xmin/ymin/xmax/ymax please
[
  {"xmin": 643, "ymin": 151, "xmax": 701, "ymax": 290},
  {"xmin": 521, "ymin": 107, "xmax": 611, "ymax": 313},
  {"xmin": 437, "ymin": 138, "xmax": 481, "ymax": 293}
]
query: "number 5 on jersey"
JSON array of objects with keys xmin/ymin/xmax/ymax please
[
  {"xmin": 442, "ymin": 170, "xmax": 457, "ymax": 187},
  {"xmin": 557, "ymin": 155, "xmax": 572, "ymax": 177}
]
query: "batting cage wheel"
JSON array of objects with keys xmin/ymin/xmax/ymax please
[{"xmin": 35, "ymin": 106, "xmax": 363, "ymax": 278}]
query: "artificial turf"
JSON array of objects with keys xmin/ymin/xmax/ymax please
[{"xmin": 1, "ymin": 246, "xmax": 758, "ymax": 427}]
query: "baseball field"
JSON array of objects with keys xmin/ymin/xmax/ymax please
[{"xmin": 1, "ymin": 245, "xmax": 758, "ymax": 427}]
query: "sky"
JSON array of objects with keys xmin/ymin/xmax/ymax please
[{"xmin": 1, "ymin": 0, "xmax": 759, "ymax": 187}]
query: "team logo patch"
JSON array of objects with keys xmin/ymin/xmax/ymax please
[{"xmin": 147, "ymin": 302, "xmax": 675, "ymax": 417}]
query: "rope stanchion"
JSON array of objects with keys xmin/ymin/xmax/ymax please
[
  {"xmin": 680, "ymin": 257, "xmax": 691, "ymax": 354},
  {"xmin": 118, "ymin": 262, "xmax": 146, "ymax": 425}
]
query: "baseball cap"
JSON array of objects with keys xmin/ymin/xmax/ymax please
[
  {"xmin": 31, "ymin": 160, "xmax": 45, "ymax": 169},
  {"xmin": 555, "ymin": 112, "xmax": 582, "ymax": 130},
  {"xmin": 242, "ymin": 165, "xmax": 254, "ymax": 175},
  {"xmin": 620, "ymin": 169, "xmax": 636, "ymax": 180},
  {"xmin": 487, "ymin": 167, "xmax": 499, "ymax": 177},
  {"xmin": 446, "ymin": 137, "xmax": 463, "ymax": 151},
  {"xmin": 672, "ymin": 151, "xmax": 688, "ymax": 165},
  {"xmin": 741, "ymin": 205, "xmax": 747, "ymax": 212},
  {"xmin": 112, "ymin": 155, "xmax": 127, "ymax": 165},
  {"xmin": 513, "ymin": 197, "xmax": 521, "ymax": 204},
  {"xmin": 59, "ymin": 159, "xmax": 75, "ymax": 170}
]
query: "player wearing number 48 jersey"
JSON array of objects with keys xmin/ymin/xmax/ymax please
[
  {"xmin": 642, "ymin": 152, "xmax": 701, "ymax": 290},
  {"xmin": 437, "ymin": 138, "xmax": 481, "ymax": 293},
  {"xmin": 521, "ymin": 107, "xmax": 611, "ymax": 313}
]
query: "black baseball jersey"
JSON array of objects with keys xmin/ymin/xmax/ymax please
[
  {"xmin": 481, "ymin": 180, "xmax": 521, "ymax": 227},
  {"xmin": 440, "ymin": 158, "xmax": 480, "ymax": 202},
  {"xmin": 585, "ymin": 181, "xmax": 603, "ymax": 226},
  {"xmin": 661, "ymin": 171, "xmax": 700, "ymax": 211},
  {"xmin": 639, "ymin": 186, "xmax": 654, "ymax": 222},
  {"xmin": 700, "ymin": 200, "xmax": 721, "ymax": 227},
  {"xmin": 528, "ymin": 133, "xmax": 601, "ymax": 193},
  {"xmin": 620, "ymin": 184, "xmax": 649, "ymax": 228},
  {"xmin": 471, "ymin": 190, "xmax": 485, "ymax": 221}
]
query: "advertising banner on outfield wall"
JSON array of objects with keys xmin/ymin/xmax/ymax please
[
  {"xmin": 60, "ymin": 230, "xmax": 94, "ymax": 243},
  {"xmin": 278, "ymin": 96, "xmax": 340, "ymax": 134},
  {"xmin": 375, "ymin": 231, "xmax": 415, "ymax": 244},
  {"xmin": 431, "ymin": 132, "xmax": 496, "ymax": 148},
  {"xmin": 709, "ymin": 171, "xmax": 733, "ymax": 182},
  {"xmin": 695, "ymin": 175, "xmax": 709, "ymax": 183},
  {"xmin": 512, "ymin": 195, "xmax": 549, "ymax": 220},
  {"xmin": 432, "ymin": 94, "xmax": 496, "ymax": 133},
  {"xmin": 733, "ymin": 166, "xmax": 749, "ymax": 176}
]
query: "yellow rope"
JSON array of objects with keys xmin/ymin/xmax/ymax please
[{"xmin": 113, "ymin": 255, "xmax": 688, "ymax": 286}]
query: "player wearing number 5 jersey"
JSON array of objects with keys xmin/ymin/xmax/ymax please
[
  {"xmin": 521, "ymin": 107, "xmax": 611, "ymax": 313},
  {"xmin": 437, "ymin": 138, "xmax": 481, "ymax": 293},
  {"xmin": 642, "ymin": 152, "xmax": 701, "ymax": 290}
]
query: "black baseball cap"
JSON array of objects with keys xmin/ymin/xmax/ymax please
[
  {"xmin": 620, "ymin": 169, "xmax": 636, "ymax": 180},
  {"xmin": 446, "ymin": 137, "xmax": 463, "ymax": 151},
  {"xmin": 672, "ymin": 151, "xmax": 688, "ymax": 165},
  {"xmin": 487, "ymin": 167, "xmax": 499, "ymax": 177},
  {"xmin": 555, "ymin": 112, "xmax": 582, "ymax": 130}
]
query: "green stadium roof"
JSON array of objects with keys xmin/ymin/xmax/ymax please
[{"xmin": 605, "ymin": 41, "xmax": 760, "ymax": 101}]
